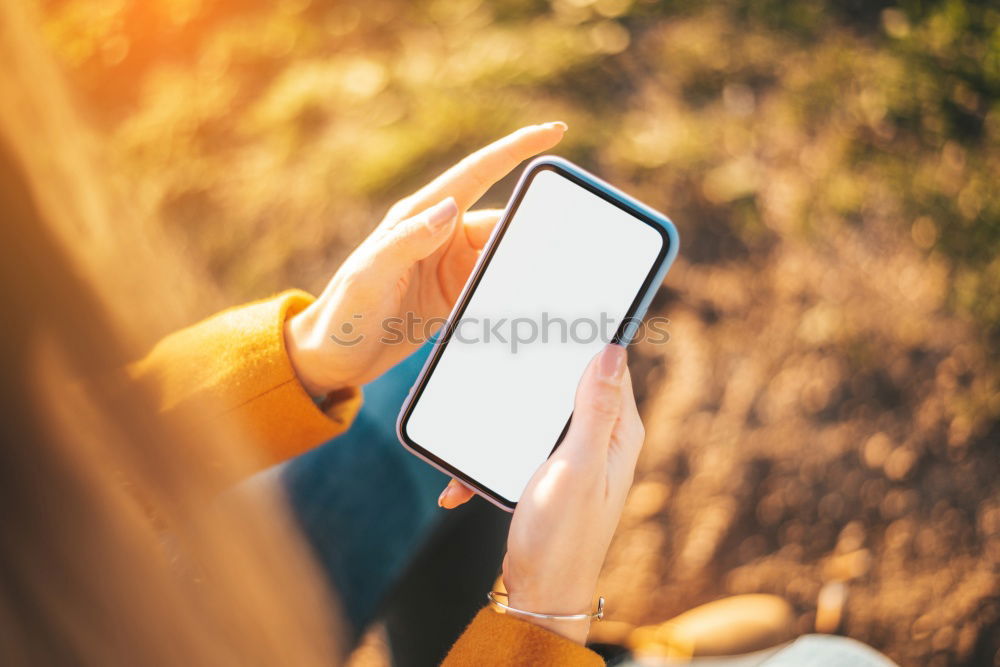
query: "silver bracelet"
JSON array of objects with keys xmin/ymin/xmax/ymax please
[{"xmin": 487, "ymin": 591, "xmax": 605, "ymax": 622}]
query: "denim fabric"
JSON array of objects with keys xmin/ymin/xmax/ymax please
[{"xmin": 279, "ymin": 343, "xmax": 450, "ymax": 636}]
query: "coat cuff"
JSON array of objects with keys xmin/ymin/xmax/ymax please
[
  {"xmin": 130, "ymin": 290, "xmax": 361, "ymax": 473},
  {"xmin": 442, "ymin": 608, "xmax": 604, "ymax": 666}
]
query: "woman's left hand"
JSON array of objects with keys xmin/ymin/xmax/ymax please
[{"xmin": 284, "ymin": 122, "xmax": 566, "ymax": 396}]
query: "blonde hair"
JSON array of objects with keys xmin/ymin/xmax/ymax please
[{"xmin": 0, "ymin": 2, "xmax": 342, "ymax": 663}]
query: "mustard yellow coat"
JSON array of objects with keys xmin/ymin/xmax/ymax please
[{"xmin": 132, "ymin": 290, "xmax": 604, "ymax": 666}]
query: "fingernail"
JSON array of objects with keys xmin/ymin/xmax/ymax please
[
  {"xmin": 438, "ymin": 480, "xmax": 457, "ymax": 508},
  {"xmin": 542, "ymin": 121, "xmax": 568, "ymax": 132},
  {"xmin": 598, "ymin": 344, "xmax": 627, "ymax": 383},
  {"xmin": 428, "ymin": 197, "xmax": 458, "ymax": 231}
]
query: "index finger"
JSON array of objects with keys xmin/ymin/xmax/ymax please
[{"xmin": 396, "ymin": 122, "xmax": 567, "ymax": 218}]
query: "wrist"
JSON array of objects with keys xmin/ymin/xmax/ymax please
[{"xmin": 284, "ymin": 309, "xmax": 335, "ymax": 396}]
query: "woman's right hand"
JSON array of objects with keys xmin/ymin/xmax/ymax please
[{"xmin": 444, "ymin": 344, "xmax": 645, "ymax": 645}]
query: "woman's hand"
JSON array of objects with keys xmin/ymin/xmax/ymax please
[
  {"xmin": 444, "ymin": 344, "xmax": 645, "ymax": 645},
  {"xmin": 284, "ymin": 122, "xmax": 566, "ymax": 395}
]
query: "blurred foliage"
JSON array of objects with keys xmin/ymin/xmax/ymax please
[
  {"xmin": 40, "ymin": 0, "xmax": 1000, "ymax": 665},
  {"xmin": 41, "ymin": 0, "xmax": 1000, "ymax": 332}
]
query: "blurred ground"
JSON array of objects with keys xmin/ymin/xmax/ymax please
[{"xmin": 41, "ymin": 0, "xmax": 1000, "ymax": 664}]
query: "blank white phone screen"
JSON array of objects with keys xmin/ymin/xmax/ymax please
[{"xmin": 405, "ymin": 169, "xmax": 664, "ymax": 503}]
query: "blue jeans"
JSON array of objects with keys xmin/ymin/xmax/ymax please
[
  {"xmin": 279, "ymin": 343, "xmax": 448, "ymax": 632},
  {"xmin": 274, "ymin": 343, "xmax": 510, "ymax": 667}
]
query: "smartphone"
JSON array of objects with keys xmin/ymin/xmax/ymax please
[{"xmin": 396, "ymin": 156, "xmax": 679, "ymax": 511}]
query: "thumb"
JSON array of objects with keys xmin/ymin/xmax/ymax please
[
  {"xmin": 558, "ymin": 344, "xmax": 627, "ymax": 461},
  {"xmin": 374, "ymin": 197, "xmax": 458, "ymax": 267}
]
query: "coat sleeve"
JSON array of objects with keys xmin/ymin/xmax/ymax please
[
  {"xmin": 442, "ymin": 608, "xmax": 605, "ymax": 666},
  {"xmin": 129, "ymin": 290, "xmax": 361, "ymax": 474}
]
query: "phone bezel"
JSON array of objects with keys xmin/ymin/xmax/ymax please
[{"xmin": 396, "ymin": 156, "xmax": 679, "ymax": 512}]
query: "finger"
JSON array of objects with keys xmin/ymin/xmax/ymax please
[
  {"xmin": 399, "ymin": 122, "xmax": 567, "ymax": 216},
  {"xmin": 462, "ymin": 208, "xmax": 504, "ymax": 249},
  {"xmin": 614, "ymin": 367, "xmax": 646, "ymax": 467},
  {"xmin": 373, "ymin": 197, "xmax": 458, "ymax": 268},
  {"xmin": 618, "ymin": 367, "xmax": 640, "ymax": 430},
  {"xmin": 438, "ymin": 478, "xmax": 475, "ymax": 509},
  {"xmin": 558, "ymin": 344, "xmax": 627, "ymax": 461}
]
